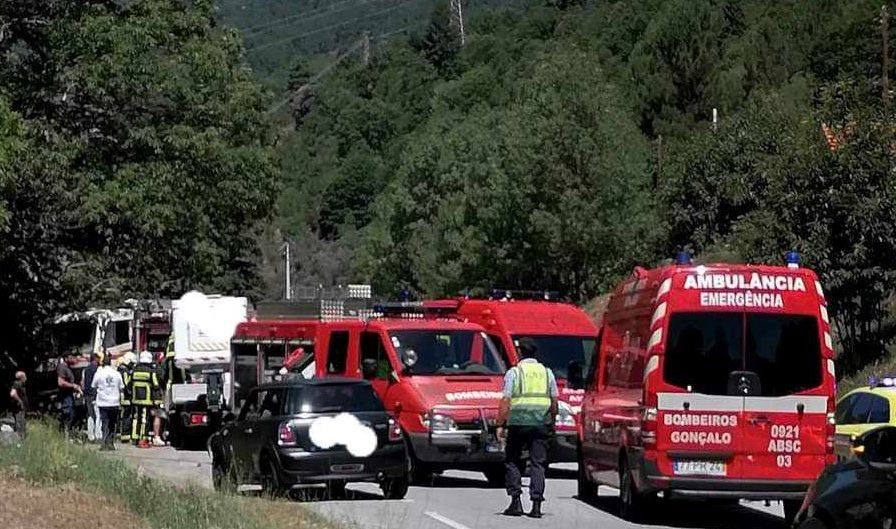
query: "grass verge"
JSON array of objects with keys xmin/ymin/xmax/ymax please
[{"xmin": 0, "ymin": 422, "xmax": 341, "ymax": 529}]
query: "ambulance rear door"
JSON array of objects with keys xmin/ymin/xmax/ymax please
[
  {"xmin": 659, "ymin": 312, "xmax": 745, "ymax": 481},
  {"xmin": 738, "ymin": 313, "xmax": 827, "ymax": 481}
]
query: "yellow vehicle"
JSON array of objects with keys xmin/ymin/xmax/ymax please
[{"xmin": 834, "ymin": 379, "xmax": 896, "ymax": 458}]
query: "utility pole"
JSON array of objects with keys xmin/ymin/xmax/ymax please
[
  {"xmin": 450, "ymin": 0, "xmax": 465, "ymax": 46},
  {"xmin": 281, "ymin": 239, "xmax": 292, "ymax": 300},
  {"xmin": 883, "ymin": 5, "xmax": 891, "ymax": 108}
]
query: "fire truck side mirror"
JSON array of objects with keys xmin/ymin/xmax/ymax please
[{"xmin": 567, "ymin": 360, "xmax": 584, "ymax": 389}]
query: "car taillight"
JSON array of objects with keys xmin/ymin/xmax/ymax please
[
  {"xmin": 388, "ymin": 418, "xmax": 403, "ymax": 442},
  {"xmin": 189, "ymin": 413, "xmax": 207, "ymax": 425},
  {"xmin": 642, "ymin": 407, "xmax": 658, "ymax": 446},
  {"xmin": 278, "ymin": 421, "xmax": 297, "ymax": 446}
]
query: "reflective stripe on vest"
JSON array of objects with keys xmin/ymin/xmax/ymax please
[
  {"xmin": 130, "ymin": 368, "xmax": 159, "ymax": 406},
  {"xmin": 508, "ymin": 362, "xmax": 551, "ymax": 426}
]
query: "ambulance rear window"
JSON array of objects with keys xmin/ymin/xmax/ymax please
[{"xmin": 665, "ymin": 312, "xmax": 822, "ymax": 396}]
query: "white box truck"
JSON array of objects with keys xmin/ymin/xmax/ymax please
[{"xmin": 167, "ymin": 291, "xmax": 247, "ymax": 449}]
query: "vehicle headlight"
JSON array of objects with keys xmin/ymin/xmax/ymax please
[
  {"xmin": 555, "ymin": 401, "xmax": 577, "ymax": 428},
  {"xmin": 423, "ymin": 413, "xmax": 457, "ymax": 432}
]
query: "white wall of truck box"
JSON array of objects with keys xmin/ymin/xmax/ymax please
[{"xmin": 172, "ymin": 292, "xmax": 248, "ymax": 369}]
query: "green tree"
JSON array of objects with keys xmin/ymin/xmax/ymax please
[{"xmin": 0, "ymin": 0, "xmax": 278, "ymax": 369}]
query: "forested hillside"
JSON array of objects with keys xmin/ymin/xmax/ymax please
[
  {"xmin": 217, "ymin": 0, "xmax": 536, "ymax": 87},
  {"xmin": 278, "ymin": 0, "xmax": 896, "ymax": 374}
]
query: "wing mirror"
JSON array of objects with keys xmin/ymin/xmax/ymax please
[
  {"xmin": 855, "ymin": 426, "xmax": 896, "ymax": 472},
  {"xmin": 566, "ymin": 360, "xmax": 585, "ymax": 390}
]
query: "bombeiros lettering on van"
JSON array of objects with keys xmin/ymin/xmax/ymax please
[
  {"xmin": 683, "ymin": 272, "xmax": 806, "ymax": 292},
  {"xmin": 663, "ymin": 413, "xmax": 738, "ymax": 427}
]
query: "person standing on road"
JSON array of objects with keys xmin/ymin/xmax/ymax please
[
  {"xmin": 496, "ymin": 338, "xmax": 558, "ymax": 519},
  {"xmin": 81, "ymin": 353, "xmax": 102, "ymax": 442},
  {"xmin": 57, "ymin": 355, "xmax": 82, "ymax": 437},
  {"xmin": 9, "ymin": 371, "xmax": 28, "ymax": 438},
  {"xmin": 92, "ymin": 354, "xmax": 124, "ymax": 450},
  {"xmin": 129, "ymin": 351, "xmax": 162, "ymax": 447}
]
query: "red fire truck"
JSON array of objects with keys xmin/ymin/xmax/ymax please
[
  {"xmin": 440, "ymin": 294, "xmax": 598, "ymax": 462},
  {"xmin": 229, "ymin": 300, "xmax": 510, "ymax": 485},
  {"xmin": 577, "ymin": 253, "xmax": 837, "ymax": 522}
]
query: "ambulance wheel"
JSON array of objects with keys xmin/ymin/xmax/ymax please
[
  {"xmin": 783, "ymin": 500, "xmax": 802, "ymax": 523},
  {"xmin": 619, "ymin": 460, "xmax": 650, "ymax": 522},
  {"xmin": 483, "ymin": 465, "xmax": 505, "ymax": 488},
  {"xmin": 381, "ymin": 475, "xmax": 409, "ymax": 499},
  {"xmin": 577, "ymin": 442, "xmax": 597, "ymax": 500}
]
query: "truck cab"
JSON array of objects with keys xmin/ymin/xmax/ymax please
[
  {"xmin": 231, "ymin": 302, "xmax": 510, "ymax": 485},
  {"xmin": 441, "ymin": 295, "xmax": 599, "ymax": 462}
]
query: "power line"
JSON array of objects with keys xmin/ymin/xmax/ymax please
[
  {"xmin": 241, "ymin": 0, "xmax": 380, "ymax": 36},
  {"xmin": 247, "ymin": 0, "xmax": 417, "ymax": 52},
  {"xmin": 266, "ymin": 22, "xmax": 425, "ymax": 115}
]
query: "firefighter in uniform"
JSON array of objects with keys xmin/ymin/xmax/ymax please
[
  {"xmin": 117, "ymin": 352, "xmax": 136, "ymax": 442},
  {"xmin": 496, "ymin": 338, "xmax": 558, "ymax": 519},
  {"xmin": 129, "ymin": 351, "xmax": 162, "ymax": 447}
]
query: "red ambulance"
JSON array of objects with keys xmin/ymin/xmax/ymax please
[
  {"xmin": 229, "ymin": 302, "xmax": 510, "ymax": 485},
  {"xmin": 577, "ymin": 254, "xmax": 837, "ymax": 522},
  {"xmin": 440, "ymin": 295, "xmax": 599, "ymax": 462}
]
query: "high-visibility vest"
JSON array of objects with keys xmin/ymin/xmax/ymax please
[
  {"xmin": 130, "ymin": 365, "xmax": 161, "ymax": 406},
  {"xmin": 508, "ymin": 361, "xmax": 552, "ymax": 426}
]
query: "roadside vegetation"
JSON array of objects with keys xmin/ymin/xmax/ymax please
[
  {"xmin": 838, "ymin": 347, "xmax": 896, "ymax": 397},
  {"xmin": 0, "ymin": 423, "xmax": 339, "ymax": 529}
]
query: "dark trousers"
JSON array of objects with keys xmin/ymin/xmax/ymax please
[
  {"xmin": 13, "ymin": 411, "xmax": 26, "ymax": 438},
  {"xmin": 505, "ymin": 425, "xmax": 550, "ymax": 501},
  {"xmin": 99, "ymin": 406, "xmax": 120, "ymax": 448},
  {"xmin": 59, "ymin": 394, "xmax": 75, "ymax": 434}
]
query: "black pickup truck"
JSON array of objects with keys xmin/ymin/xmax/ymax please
[{"xmin": 209, "ymin": 378, "xmax": 409, "ymax": 499}]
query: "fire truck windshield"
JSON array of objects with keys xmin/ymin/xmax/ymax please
[
  {"xmin": 512, "ymin": 335, "xmax": 596, "ymax": 379},
  {"xmin": 389, "ymin": 330, "xmax": 507, "ymax": 375},
  {"xmin": 664, "ymin": 312, "xmax": 822, "ymax": 397},
  {"xmin": 52, "ymin": 321, "xmax": 94, "ymax": 356}
]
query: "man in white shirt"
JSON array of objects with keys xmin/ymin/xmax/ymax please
[{"xmin": 92, "ymin": 355, "xmax": 124, "ymax": 450}]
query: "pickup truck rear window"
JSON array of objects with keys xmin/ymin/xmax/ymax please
[{"xmin": 285, "ymin": 384, "xmax": 384, "ymax": 414}]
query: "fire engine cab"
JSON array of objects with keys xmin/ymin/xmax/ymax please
[
  {"xmin": 440, "ymin": 293, "xmax": 598, "ymax": 462},
  {"xmin": 229, "ymin": 297, "xmax": 510, "ymax": 485},
  {"xmin": 577, "ymin": 253, "xmax": 837, "ymax": 522}
]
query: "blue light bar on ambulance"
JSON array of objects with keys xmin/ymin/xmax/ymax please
[
  {"xmin": 786, "ymin": 251, "xmax": 800, "ymax": 268},
  {"xmin": 675, "ymin": 251, "xmax": 693, "ymax": 265}
]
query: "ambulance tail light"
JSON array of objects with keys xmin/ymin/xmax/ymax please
[
  {"xmin": 825, "ymin": 396, "xmax": 836, "ymax": 456},
  {"xmin": 278, "ymin": 421, "xmax": 297, "ymax": 447},
  {"xmin": 642, "ymin": 407, "xmax": 658, "ymax": 446}
]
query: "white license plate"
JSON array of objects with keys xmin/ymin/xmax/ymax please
[{"xmin": 672, "ymin": 460, "xmax": 727, "ymax": 477}]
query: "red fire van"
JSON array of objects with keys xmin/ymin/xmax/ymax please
[
  {"xmin": 577, "ymin": 254, "xmax": 837, "ymax": 522},
  {"xmin": 442, "ymin": 295, "xmax": 598, "ymax": 462},
  {"xmin": 230, "ymin": 302, "xmax": 510, "ymax": 485}
]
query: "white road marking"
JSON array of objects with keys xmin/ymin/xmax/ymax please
[{"xmin": 424, "ymin": 511, "xmax": 472, "ymax": 529}]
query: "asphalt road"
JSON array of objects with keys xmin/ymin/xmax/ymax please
[{"xmin": 108, "ymin": 446, "xmax": 790, "ymax": 529}]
